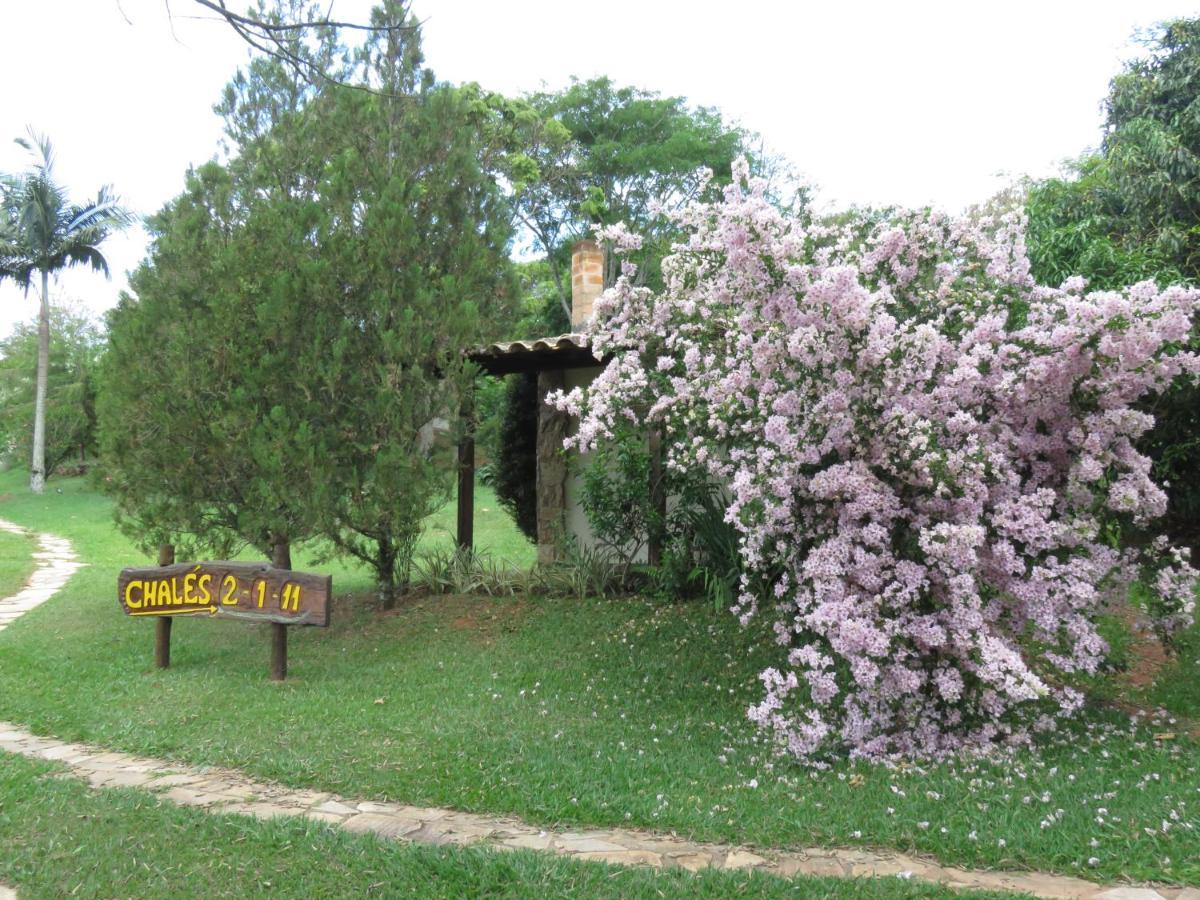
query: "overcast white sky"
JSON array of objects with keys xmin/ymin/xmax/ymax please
[{"xmin": 1, "ymin": 0, "xmax": 1196, "ymax": 338}]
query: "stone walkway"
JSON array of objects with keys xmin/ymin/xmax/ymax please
[
  {"xmin": 0, "ymin": 519, "xmax": 82, "ymax": 635},
  {"xmin": 0, "ymin": 522, "xmax": 1195, "ymax": 899},
  {"xmin": 0, "ymin": 518, "xmax": 84, "ymax": 899},
  {"xmin": 3, "ymin": 724, "xmax": 1195, "ymax": 899}
]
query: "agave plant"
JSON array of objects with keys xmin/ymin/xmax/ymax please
[{"xmin": 0, "ymin": 131, "xmax": 130, "ymax": 492}]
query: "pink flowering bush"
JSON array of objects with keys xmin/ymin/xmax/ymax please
[{"xmin": 554, "ymin": 160, "xmax": 1200, "ymax": 761}]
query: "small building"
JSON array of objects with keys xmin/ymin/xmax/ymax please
[{"xmin": 458, "ymin": 241, "xmax": 664, "ymax": 566}]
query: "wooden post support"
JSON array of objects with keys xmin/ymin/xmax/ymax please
[
  {"xmin": 271, "ymin": 622, "xmax": 287, "ymax": 682},
  {"xmin": 155, "ymin": 543, "xmax": 175, "ymax": 669},
  {"xmin": 457, "ymin": 386, "xmax": 475, "ymax": 552},
  {"xmin": 270, "ymin": 538, "xmax": 291, "ymax": 682}
]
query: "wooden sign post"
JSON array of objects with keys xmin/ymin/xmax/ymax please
[
  {"xmin": 117, "ymin": 559, "xmax": 331, "ymax": 680},
  {"xmin": 156, "ymin": 544, "xmax": 175, "ymax": 669}
]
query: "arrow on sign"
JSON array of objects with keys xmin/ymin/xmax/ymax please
[{"xmin": 129, "ymin": 606, "xmax": 218, "ymax": 617}]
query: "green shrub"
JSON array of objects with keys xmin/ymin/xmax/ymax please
[{"xmin": 491, "ymin": 373, "xmax": 539, "ymax": 542}]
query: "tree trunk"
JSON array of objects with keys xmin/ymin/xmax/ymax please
[
  {"xmin": 271, "ymin": 534, "xmax": 292, "ymax": 570},
  {"xmin": 30, "ymin": 270, "xmax": 49, "ymax": 493},
  {"xmin": 377, "ymin": 538, "xmax": 398, "ymax": 611}
]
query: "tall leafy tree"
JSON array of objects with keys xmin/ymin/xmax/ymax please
[
  {"xmin": 298, "ymin": 3, "xmax": 514, "ymax": 603},
  {"xmin": 0, "ymin": 133, "xmax": 129, "ymax": 492},
  {"xmin": 501, "ymin": 77, "xmax": 751, "ymax": 315},
  {"xmin": 1027, "ymin": 18, "xmax": 1200, "ymax": 288},
  {"xmin": 100, "ymin": 159, "xmax": 325, "ymax": 561},
  {"xmin": 100, "ymin": 0, "xmax": 515, "ymax": 604},
  {"xmin": 0, "ymin": 301, "xmax": 103, "ymax": 473}
]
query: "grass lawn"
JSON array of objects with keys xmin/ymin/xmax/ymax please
[
  {"xmin": 1146, "ymin": 621, "xmax": 1200, "ymax": 721},
  {"xmin": 0, "ymin": 754, "xmax": 1009, "ymax": 899},
  {"xmin": 0, "ymin": 519, "xmax": 35, "ymax": 599},
  {"xmin": 420, "ymin": 482, "xmax": 535, "ymax": 569},
  {"xmin": 0, "ymin": 469, "xmax": 1197, "ymax": 887}
]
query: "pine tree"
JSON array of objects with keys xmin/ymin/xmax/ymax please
[{"xmin": 99, "ymin": 1, "xmax": 515, "ymax": 599}]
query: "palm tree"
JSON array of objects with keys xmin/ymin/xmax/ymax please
[{"xmin": 0, "ymin": 131, "xmax": 130, "ymax": 492}]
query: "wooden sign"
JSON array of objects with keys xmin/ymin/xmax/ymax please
[{"xmin": 117, "ymin": 562, "xmax": 331, "ymax": 628}]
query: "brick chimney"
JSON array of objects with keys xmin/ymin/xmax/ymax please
[{"xmin": 570, "ymin": 239, "xmax": 604, "ymax": 329}]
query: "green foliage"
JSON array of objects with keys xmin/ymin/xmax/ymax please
[
  {"xmin": 576, "ymin": 424, "xmax": 741, "ymax": 605},
  {"xmin": 1105, "ymin": 19, "xmax": 1200, "ymax": 273},
  {"xmin": 0, "ymin": 131, "xmax": 129, "ymax": 492},
  {"xmin": 490, "ymin": 372, "xmax": 539, "ymax": 542},
  {"xmin": 643, "ymin": 484, "xmax": 744, "ymax": 610},
  {"xmin": 1026, "ymin": 19, "xmax": 1200, "ymax": 287},
  {"xmin": 98, "ymin": 3, "xmax": 516, "ymax": 603},
  {"xmin": 511, "ymin": 258, "xmax": 571, "ymax": 339},
  {"xmin": 472, "ymin": 376, "xmax": 507, "ymax": 471},
  {"xmin": 473, "ymin": 262, "xmax": 568, "ymax": 532},
  {"xmin": 413, "ymin": 545, "xmax": 527, "ymax": 596},
  {"xmin": 1023, "ymin": 17, "xmax": 1200, "ymax": 551},
  {"xmin": 0, "ymin": 302, "xmax": 102, "ymax": 474},
  {"xmin": 578, "ymin": 423, "xmax": 655, "ymax": 570},
  {"xmin": 1025, "ymin": 155, "xmax": 1183, "ymax": 290},
  {"xmin": 476, "ymin": 76, "xmax": 754, "ymax": 317},
  {"xmin": 97, "ymin": 159, "xmax": 312, "ymax": 561},
  {"xmin": 302, "ymin": 77, "xmax": 516, "ymax": 606},
  {"xmin": 0, "ymin": 131, "xmax": 130, "ymax": 292},
  {"xmin": 410, "ymin": 540, "xmax": 627, "ymax": 600},
  {"xmin": 677, "ymin": 488, "xmax": 743, "ymax": 611},
  {"xmin": 531, "ymin": 539, "xmax": 624, "ymax": 600}
]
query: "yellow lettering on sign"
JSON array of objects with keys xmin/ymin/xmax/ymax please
[
  {"xmin": 124, "ymin": 580, "xmax": 143, "ymax": 610},
  {"xmin": 183, "ymin": 573, "xmax": 196, "ymax": 604},
  {"xmin": 169, "ymin": 577, "xmax": 181, "ymax": 605},
  {"xmin": 221, "ymin": 574, "xmax": 238, "ymax": 606},
  {"xmin": 198, "ymin": 573, "xmax": 212, "ymax": 604},
  {"xmin": 144, "ymin": 580, "xmax": 158, "ymax": 607},
  {"xmin": 281, "ymin": 583, "xmax": 301, "ymax": 612}
]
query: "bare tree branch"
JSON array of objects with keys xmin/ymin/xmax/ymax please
[
  {"xmin": 127, "ymin": 1, "xmax": 427, "ymax": 96},
  {"xmin": 189, "ymin": 0, "xmax": 417, "ymax": 34},
  {"xmin": 164, "ymin": 0, "xmax": 186, "ymax": 44}
]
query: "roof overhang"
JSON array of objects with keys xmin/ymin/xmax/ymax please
[{"xmin": 468, "ymin": 333, "xmax": 605, "ymax": 376}]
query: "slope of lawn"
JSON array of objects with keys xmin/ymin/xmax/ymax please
[
  {"xmin": 0, "ymin": 524, "xmax": 34, "ymax": 599},
  {"xmin": 1147, "ymin": 621, "xmax": 1200, "ymax": 721},
  {"xmin": 0, "ymin": 468, "xmax": 1196, "ymax": 886},
  {"xmin": 1, "ymin": 754, "xmax": 1016, "ymax": 900}
]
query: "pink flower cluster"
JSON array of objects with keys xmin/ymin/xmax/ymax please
[{"xmin": 556, "ymin": 160, "xmax": 1200, "ymax": 761}]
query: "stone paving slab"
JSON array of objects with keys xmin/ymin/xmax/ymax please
[{"xmin": 0, "ymin": 519, "xmax": 1193, "ymax": 899}]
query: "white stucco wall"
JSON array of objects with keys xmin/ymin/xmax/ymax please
[{"xmin": 562, "ymin": 365, "xmax": 602, "ymax": 556}]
